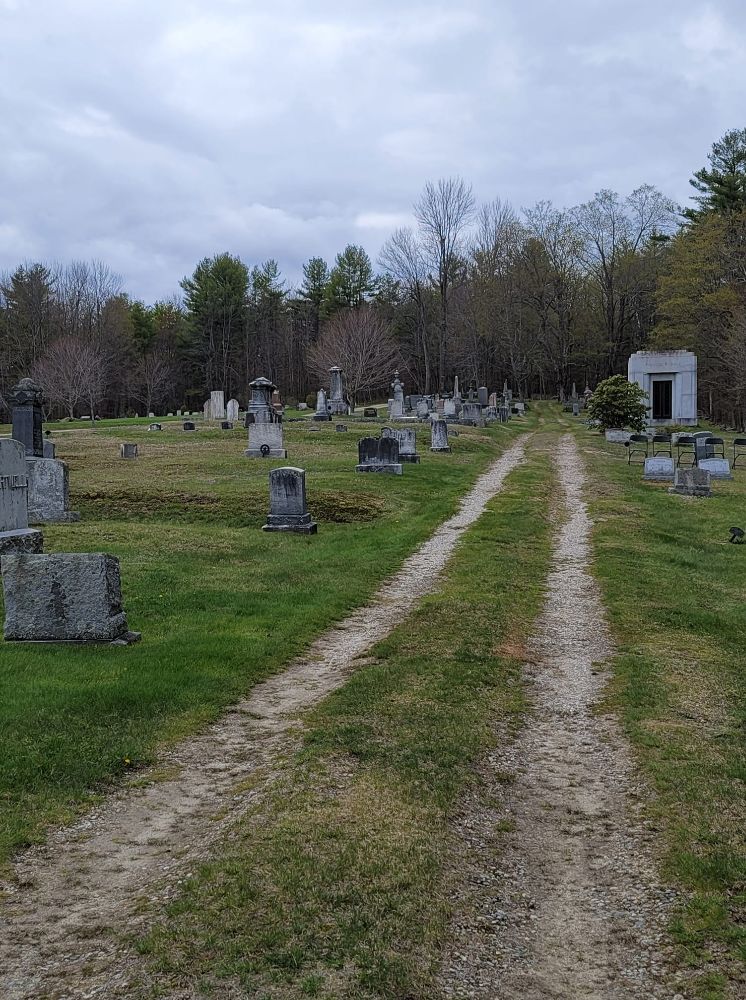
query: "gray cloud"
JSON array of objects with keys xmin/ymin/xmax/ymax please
[{"xmin": 1, "ymin": 0, "xmax": 745, "ymax": 300}]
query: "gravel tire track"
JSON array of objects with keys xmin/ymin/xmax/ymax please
[
  {"xmin": 0, "ymin": 435, "xmax": 530, "ymax": 1000},
  {"xmin": 439, "ymin": 434, "xmax": 680, "ymax": 1000}
]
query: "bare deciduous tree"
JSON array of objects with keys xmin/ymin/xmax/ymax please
[
  {"xmin": 34, "ymin": 336, "xmax": 110, "ymax": 420},
  {"xmin": 308, "ymin": 307, "xmax": 399, "ymax": 407},
  {"xmin": 134, "ymin": 349, "xmax": 173, "ymax": 415},
  {"xmin": 379, "ymin": 227, "xmax": 433, "ymax": 392}
]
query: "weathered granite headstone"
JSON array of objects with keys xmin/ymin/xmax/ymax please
[
  {"xmin": 460, "ymin": 402, "xmax": 485, "ymax": 427},
  {"xmin": 221, "ymin": 421, "xmax": 233, "ymax": 430},
  {"xmin": 183, "ymin": 421, "xmax": 196, "ymax": 431},
  {"xmin": 443, "ymin": 397, "xmax": 457, "ymax": 419},
  {"xmin": 147, "ymin": 423, "xmax": 162, "ymax": 432},
  {"xmin": 572, "ymin": 401, "xmax": 580, "ymax": 416},
  {"xmin": 514, "ymin": 401, "xmax": 526, "ymax": 414},
  {"xmin": 26, "ymin": 457, "xmax": 80, "ymax": 523},
  {"xmin": 697, "ymin": 458, "xmax": 733, "ymax": 480},
  {"xmin": 336, "ymin": 424, "xmax": 348, "ymax": 433},
  {"xmin": 297, "ymin": 402, "xmax": 308, "ymax": 410},
  {"xmin": 9, "ymin": 378, "xmax": 44, "ymax": 457},
  {"xmin": 356, "ymin": 437, "xmax": 403, "ymax": 474},
  {"xmin": 363, "ymin": 407, "xmax": 377, "ymax": 418},
  {"xmin": 381, "ymin": 427, "xmax": 420, "ymax": 463},
  {"xmin": 643, "ymin": 457, "xmax": 675, "ymax": 481},
  {"xmin": 478, "ymin": 386, "xmax": 489, "ymax": 407},
  {"xmin": 43, "ymin": 440, "xmax": 56, "ymax": 458},
  {"xmin": 416, "ymin": 399, "xmax": 430, "ymax": 420},
  {"xmin": 245, "ymin": 376, "xmax": 287, "ymax": 458},
  {"xmin": 693, "ymin": 432, "xmax": 714, "ymax": 464},
  {"xmin": 669, "ymin": 468, "xmax": 712, "ymax": 497},
  {"xmin": 313, "ymin": 388, "xmax": 331, "ymax": 421},
  {"xmin": 1, "ymin": 552, "xmax": 139, "ymax": 643},
  {"xmin": 203, "ymin": 400, "xmax": 210, "ymax": 421},
  {"xmin": 328, "ymin": 366, "xmax": 351, "ymax": 416},
  {"xmin": 262, "ymin": 467, "xmax": 317, "ymax": 534},
  {"xmin": 605, "ymin": 429, "xmax": 631, "ymax": 443},
  {"xmin": 120, "ymin": 443, "xmax": 138, "ymax": 459},
  {"xmin": 0, "ymin": 440, "xmax": 43, "ymax": 554},
  {"xmin": 210, "ymin": 390, "xmax": 226, "ymax": 420},
  {"xmin": 226, "ymin": 398, "xmax": 240, "ymax": 422},
  {"xmin": 488, "ymin": 392, "xmax": 498, "ymax": 408},
  {"xmin": 431, "ymin": 419, "xmax": 451, "ymax": 453}
]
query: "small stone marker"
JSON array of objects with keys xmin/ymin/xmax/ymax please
[
  {"xmin": 356, "ymin": 437, "xmax": 403, "ymax": 475},
  {"xmin": 147, "ymin": 423, "xmax": 162, "ymax": 432},
  {"xmin": 313, "ymin": 388, "xmax": 331, "ymax": 421},
  {"xmin": 262, "ymin": 467, "xmax": 317, "ymax": 534},
  {"xmin": 221, "ymin": 421, "xmax": 233, "ymax": 430},
  {"xmin": 183, "ymin": 421, "xmax": 196, "ymax": 431},
  {"xmin": 643, "ymin": 457, "xmax": 675, "ymax": 481},
  {"xmin": 336, "ymin": 424, "xmax": 348, "ymax": 432},
  {"xmin": 669, "ymin": 468, "xmax": 712, "ymax": 497},
  {"xmin": 605, "ymin": 429, "xmax": 631, "ymax": 443},
  {"xmin": 0, "ymin": 440, "xmax": 43, "ymax": 554},
  {"xmin": 1, "ymin": 552, "xmax": 140, "ymax": 643},
  {"xmin": 26, "ymin": 458, "xmax": 80, "ymax": 523},
  {"xmin": 697, "ymin": 458, "xmax": 733, "ymax": 480},
  {"xmin": 431, "ymin": 419, "xmax": 451, "ymax": 453},
  {"xmin": 120, "ymin": 443, "xmax": 138, "ymax": 459},
  {"xmin": 43, "ymin": 440, "xmax": 56, "ymax": 458},
  {"xmin": 363, "ymin": 407, "xmax": 377, "ymax": 417}
]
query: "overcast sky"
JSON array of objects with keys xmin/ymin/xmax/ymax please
[{"xmin": 1, "ymin": 0, "xmax": 745, "ymax": 301}]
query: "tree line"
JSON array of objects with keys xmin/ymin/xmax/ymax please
[{"xmin": 2, "ymin": 128, "xmax": 745, "ymax": 424}]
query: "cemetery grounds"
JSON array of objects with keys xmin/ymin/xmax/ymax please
[{"xmin": 0, "ymin": 405, "xmax": 743, "ymax": 999}]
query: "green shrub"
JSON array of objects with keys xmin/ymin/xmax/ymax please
[
  {"xmin": 585, "ymin": 375, "xmax": 648, "ymax": 431},
  {"xmin": 306, "ymin": 392, "xmax": 317, "ymax": 409}
]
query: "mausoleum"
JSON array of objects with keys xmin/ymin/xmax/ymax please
[{"xmin": 627, "ymin": 350, "xmax": 697, "ymax": 427}]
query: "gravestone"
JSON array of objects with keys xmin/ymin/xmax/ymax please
[
  {"xmin": 693, "ymin": 432, "xmax": 714, "ymax": 464},
  {"xmin": 356, "ymin": 437, "xmax": 403, "ymax": 474},
  {"xmin": 443, "ymin": 397, "xmax": 457, "ymax": 419},
  {"xmin": 390, "ymin": 370, "xmax": 405, "ymax": 418},
  {"xmin": 120, "ymin": 443, "xmax": 138, "ymax": 459},
  {"xmin": 460, "ymin": 402, "xmax": 484, "ymax": 427},
  {"xmin": 313, "ymin": 388, "xmax": 331, "ymax": 421},
  {"xmin": 0, "ymin": 440, "xmax": 43, "ymax": 554},
  {"xmin": 262, "ymin": 467, "xmax": 317, "ymax": 534},
  {"xmin": 1, "ymin": 552, "xmax": 139, "ymax": 643},
  {"xmin": 336, "ymin": 424, "xmax": 348, "ymax": 433},
  {"xmin": 43, "ymin": 440, "xmax": 56, "ymax": 458},
  {"xmin": 203, "ymin": 400, "xmax": 210, "ymax": 421},
  {"xmin": 226, "ymin": 398, "xmax": 240, "ymax": 422},
  {"xmin": 176, "ymin": 409, "xmax": 182, "ymax": 416},
  {"xmin": 245, "ymin": 376, "xmax": 287, "ymax": 458},
  {"xmin": 381, "ymin": 427, "xmax": 420, "ymax": 463},
  {"xmin": 221, "ymin": 421, "xmax": 233, "ymax": 430},
  {"xmin": 26, "ymin": 458, "xmax": 80, "ymax": 523},
  {"xmin": 669, "ymin": 468, "xmax": 712, "ymax": 497},
  {"xmin": 183, "ymin": 421, "xmax": 196, "ymax": 431},
  {"xmin": 147, "ymin": 423, "xmax": 162, "ymax": 432},
  {"xmin": 297, "ymin": 402, "xmax": 308, "ymax": 410},
  {"xmin": 328, "ymin": 366, "xmax": 351, "ymax": 416},
  {"xmin": 431, "ymin": 419, "xmax": 451, "ymax": 453},
  {"xmin": 605, "ymin": 429, "xmax": 631, "ymax": 443},
  {"xmin": 9, "ymin": 377, "xmax": 44, "ymax": 457},
  {"xmin": 210, "ymin": 390, "xmax": 226, "ymax": 420},
  {"xmin": 478, "ymin": 386, "xmax": 489, "ymax": 407},
  {"xmin": 363, "ymin": 407, "xmax": 377, "ymax": 418},
  {"xmin": 416, "ymin": 399, "xmax": 430, "ymax": 420},
  {"xmin": 488, "ymin": 392, "xmax": 498, "ymax": 408},
  {"xmin": 643, "ymin": 457, "xmax": 675, "ymax": 481},
  {"xmin": 514, "ymin": 401, "xmax": 526, "ymax": 414},
  {"xmin": 572, "ymin": 401, "xmax": 580, "ymax": 416},
  {"xmin": 697, "ymin": 458, "xmax": 733, "ymax": 480}
]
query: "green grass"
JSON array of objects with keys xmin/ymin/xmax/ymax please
[
  {"xmin": 575, "ymin": 422, "xmax": 746, "ymax": 999},
  {"xmin": 133, "ymin": 431, "xmax": 556, "ymax": 999},
  {"xmin": 0, "ymin": 414, "xmax": 533, "ymax": 865}
]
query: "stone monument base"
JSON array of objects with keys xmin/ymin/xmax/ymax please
[
  {"xmin": 0, "ymin": 528, "xmax": 43, "ymax": 555},
  {"xmin": 356, "ymin": 463, "xmax": 403, "ymax": 475},
  {"xmin": 400, "ymin": 454, "xmax": 421, "ymax": 463},
  {"xmin": 245, "ymin": 447, "xmax": 288, "ymax": 458},
  {"xmin": 262, "ymin": 513, "xmax": 318, "ymax": 534},
  {"xmin": 312, "ymin": 412, "xmax": 331, "ymax": 421}
]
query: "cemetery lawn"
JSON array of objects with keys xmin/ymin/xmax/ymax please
[
  {"xmin": 133, "ymin": 431, "xmax": 556, "ymax": 998},
  {"xmin": 0, "ymin": 415, "xmax": 534, "ymax": 866},
  {"xmin": 577, "ymin": 422, "xmax": 746, "ymax": 1000}
]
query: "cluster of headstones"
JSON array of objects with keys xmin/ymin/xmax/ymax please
[
  {"xmin": 562, "ymin": 383, "xmax": 593, "ymax": 416},
  {"xmin": 607, "ymin": 429, "xmax": 737, "ymax": 496},
  {"xmin": 313, "ymin": 366, "xmax": 353, "ymax": 421},
  {"xmin": 0, "ymin": 379, "xmax": 139, "ymax": 645},
  {"xmin": 385, "ymin": 372, "xmax": 525, "ymax": 428}
]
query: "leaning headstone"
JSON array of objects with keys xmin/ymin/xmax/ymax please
[
  {"xmin": 363, "ymin": 407, "xmax": 377, "ymax": 418},
  {"xmin": 0, "ymin": 440, "xmax": 43, "ymax": 554},
  {"xmin": 356, "ymin": 437, "xmax": 403, "ymax": 474},
  {"xmin": 26, "ymin": 457, "xmax": 80, "ymax": 523},
  {"xmin": 147, "ymin": 423, "xmax": 162, "ymax": 432},
  {"xmin": 431, "ymin": 419, "xmax": 451, "ymax": 453},
  {"xmin": 697, "ymin": 458, "xmax": 733, "ymax": 480},
  {"xmin": 226, "ymin": 398, "xmax": 240, "ymax": 422},
  {"xmin": 643, "ymin": 457, "xmax": 675, "ymax": 481},
  {"xmin": 313, "ymin": 388, "xmax": 331, "ymax": 422},
  {"xmin": 120, "ymin": 443, "xmax": 138, "ymax": 459},
  {"xmin": 183, "ymin": 421, "xmax": 196, "ymax": 431},
  {"xmin": 9, "ymin": 377, "xmax": 44, "ymax": 457},
  {"xmin": 1, "ymin": 552, "xmax": 140, "ymax": 643},
  {"xmin": 669, "ymin": 468, "xmax": 712, "ymax": 497},
  {"xmin": 245, "ymin": 376, "xmax": 287, "ymax": 458},
  {"xmin": 43, "ymin": 440, "xmax": 56, "ymax": 458},
  {"xmin": 262, "ymin": 467, "xmax": 318, "ymax": 534},
  {"xmin": 210, "ymin": 390, "xmax": 226, "ymax": 420}
]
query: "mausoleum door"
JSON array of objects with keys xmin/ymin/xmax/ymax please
[{"xmin": 652, "ymin": 379, "xmax": 672, "ymax": 420}]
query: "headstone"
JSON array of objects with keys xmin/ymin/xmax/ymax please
[
  {"xmin": 697, "ymin": 458, "xmax": 733, "ymax": 480},
  {"xmin": 203, "ymin": 400, "xmax": 210, "ymax": 421},
  {"xmin": 245, "ymin": 376, "xmax": 287, "ymax": 458},
  {"xmin": 443, "ymin": 397, "xmax": 457, "ymax": 419},
  {"xmin": 262, "ymin": 467, "xmax": 317, "ymax": 534},
  {"xmin": 355, "ymin": 437, "xmax": 403, "ymax": 474},
  {"xmin": 26, "ymin": 458, "xmax": 80, "ymax": 523},
  {"xmin": 488, "ymin": 392, "xmax": 498, "ymax": 408},
  {"xmin": 271, "ymin": 390, "xmax": 283, "ymax": 413},
  {"xmin": 210, "ymin": 390, "xmax": 226, "ymax": 420},
  {"xmin": 336, "ymin": 424, "xmax": 348, "ymax": 433},
  {"xmin": 148, "ymin": 412, "xmax": 155, "ymax": 419},
  {"xmin": 176, "ymin": 409, "xmax": 182, "ymax": 416},
  {"xmin": 416, "ymin": 399, "xmax": 430, "ymax": 420},
  {"xmin": 147, "ymin": 423, "xmax": 162, "ymax": 432},
  {"xmin": 221, "ymin": 421, "xmax": 233, "ymax": 430},
  {"xmin": 478, "ymin": 386, "xmax": 489, "ymax": 407},
  {"xmin": 120, "ymin": 443, "xmax": 138, "ymax": 459},
  {"xmin": 183, "ymin": 421, "xmax": 196, "ymax": 431},
  {"xmin": 669, "ymin": 468, "xmax": 713, "ymax": 497},
  {"xmin": 514, "ymin": 401, "xmax": 526, "ymax": 414},
  {"xmin": 460, "ymin": 402, "xmax": 485, "ymax": 427},
  {"xmin": 571, "ymin": 382, "xmax": 578, "ymax": 401},
  {"xmin": 226, "ymin": 398, "xmax": 240, "ymax": 422},
  {"xmin": 381, "ymin": 427, "xmax": 420, "ymax": 463},
  {"xmin": 363, "ymin": 407, "xmax": 377, "ymax": 418},
  {"xmin": 1, "ymin": 552, "xmax": 140, "ymax": 643},
  {"xmin": 436, "ymin": 398, "xmax": 445, "ymax": 415},
  {"xmin": 643, "ymin": 457, "xmax": 675, "ymax": 481},
  {"xmin": 390, "ymin": 370, "xmax": 405, "ymax": 418},
  {"xmin": 0, "ymin": 440, "xmax": 43, "ymax": 554},
  {"xmin": 693, "ymin": 432, "xmax": 714, "ymax": 464},
  {"xmin": 328, "ymin": 366, "xmax": 351, "ymax": 416},
  {"xmin": 572, "ymin": 401, "xmax": 580, "ymax": 416},
  {"xmin": 313, "ymin": 388, "xmax": 331, "ymax": 421},
  {"xmin": 43, "ymin": 440, "xmax": 56, "ymax": 458},
  {"xmin": 9, "ymin": 377, "xmax": 44, "ymax": 457},
  {"xmin": 605, "ymin": 429, "xmax": 631, "ymax": 443},
  {"xmin": 453, "ymin": 376, "xmax": 461, "ymax": 401},
  {"xmin": 430, "ymin": 419, "xmax": 451, "ymax": 453},
  {"xmin": 297, "ymin": 402, "xmax": 308, "ymax": 410},
  {"xmin": 499, "ymin": 404, "xmax": 510, "ymax": 423}
]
